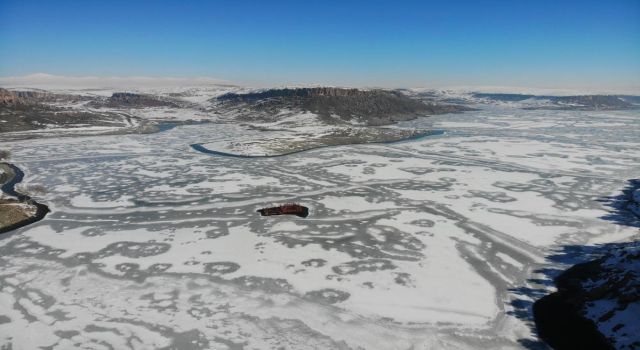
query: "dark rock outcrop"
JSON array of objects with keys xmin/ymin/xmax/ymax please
[
  {"xmin": 533, "ymin": 259, "xmax": 616, "ymax": 350},
  {"xmin": 0, "ymin": 88, "xmax": 27, "ymax": 106},
  {"xmin": 99, "ymin": 92, "xmax": 180, "ymax": 108},
  {"xmin": 1, "ymin": 88, "xmax": 93, "ymax": 106},
  {"xmin": 534, "ymin": 243, "xmax": 640, "ymax": 350},
  {"xmin": 534, "ymin": 180, "xmax": 640, "ymax": 350},
  {"xmin": 216, "ymin": 87, "xmax": 469, "ymax": 126}
]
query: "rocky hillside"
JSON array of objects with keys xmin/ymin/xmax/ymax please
[
  {"xmin": 0, "ymin": 88, "xmax": 26, "ymax": 107},
  {"xmin": 630, "ymin": 188, "xmax": 640, "ymax": 217},
  {"xmin": 0, "ymin": 89, "xmax": 151, "ymax": 137},
  {"xmin": 534, "ymin": 183, "xmax": 640, "ymax": 350},
  {"xmin": 216, "ymin": 87, "xmax": 469, "ymax": 126},
  {"xmin": 535, "ymin": 242, "xmax": 640, "ymax": 350},
  {"xmin": 95, "ymin": 92, "xmax": 181, "ymax": 108},
  {"xmin": 471, "ymin": 92, "xmax": 637, "ymax": 110},
  {"xmin": 581, "ymin": 243, "xmax": 640, "ymax": 349},
  {"xmin": 1, "ymin": 88, "xmax": 91, "ymax": 106}
]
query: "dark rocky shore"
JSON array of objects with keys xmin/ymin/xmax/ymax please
[
  {"xmin": 0, "ymin": 163, "xmax": 50, "ymax": 234},
  {"xmin": 534, "ymin": 181, "xmax": 640, "ymax": 350},
  {"xmin": 533, "ymin": 259, "xmax": 616, "ymax": 350}
]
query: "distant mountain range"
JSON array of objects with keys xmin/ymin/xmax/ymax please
[{"xmin": 471, "ymin": 93, "xmax": 639, "ymax": 110}]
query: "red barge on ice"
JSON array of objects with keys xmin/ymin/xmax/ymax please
[{"xmin": 257, "ymin": 203, "xmax": 309, "ymax": 218}]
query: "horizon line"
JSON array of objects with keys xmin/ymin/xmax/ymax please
[{"xmin": 1, "ymin": 73, "xmax": 639, "ymax": 96}]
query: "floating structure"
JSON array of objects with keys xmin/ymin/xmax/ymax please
[{"xmin": 257, "ymin": 203, "xmax": 309, "ymax": 218}]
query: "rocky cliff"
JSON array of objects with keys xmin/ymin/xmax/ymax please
[
  {"xmin": 98, "ymin": 92, "xmax": 180, "ymax": 108},
  {"xmin": 0, "ymin": 88, "xmax": 26, "ymax": 106},
  {"xmin": 534, "ymin": 182, "xmax": 640, "ymax": 350},
  {"xmin": 534, "ymin": 242, "xmax": 639, "ymax": 350},
  {"xmin": 216, "ymin": 87, "xmax": 469, "ymax": 126},
  {"xmin": 0, "ymin": 88, "xmax": 91, "ymax": 106}
]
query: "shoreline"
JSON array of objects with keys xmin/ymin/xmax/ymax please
[
  {"xmin": 532, "ymin": 262, "xmax": 615, "ymax": 350},
  {"xmin": 0, "ymin": 162, "xmax": 50, "ymax": 234},
  {"xmin": 191, "ymin": 129, "xmax": 446, "ymax": 158},
  {"xmin": 532, "ymin": 179, "xmax": 640, "ymax": 349}
]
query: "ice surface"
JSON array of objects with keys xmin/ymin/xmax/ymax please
[{"xmin": 0, "ymin": 106, "xmax": 639, "ymax": 349}]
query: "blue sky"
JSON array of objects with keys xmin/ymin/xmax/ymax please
[{"xmin": 1, "ymin": 0, "xmax": 639, "ymax": 88}]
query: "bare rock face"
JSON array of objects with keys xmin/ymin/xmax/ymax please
[
  {"xmin": 533, "ymin": 180, "xmax": 640, "ymax": 350},
  {"xmin": 0, "ymin": 89, "xmax": 151, "ymax": 136},
  {"xmin": 0, "ymin": 89, "xmax": 52, "ymax": 106},
  {"xmin": 216, "ymin": 87, "xmax": 469, "ymax": 126},
  {"xmin": 11, "ymin": 90, "xmax": 51, "ymax": 101},
  {"xmin": 0, "ymin": 88, "xmax": 26, "ymax": 107},
  {"xmin": 219, "ymin": 87, "xmax": 371, "ymax": 100},
  {"xmin": 100, "ymin": 92, "xmax": 180, "ymax": 108},
  {"xmin": 0, "ymin": 88, "xmax": 54, "ymax": 108},
  {"xmin": 534, "ymin": 242, "xmax": 640, "ymax": 350},
  {"xmin": 0, "ymin": 88, "xmax": 91, "ymax": 106}
]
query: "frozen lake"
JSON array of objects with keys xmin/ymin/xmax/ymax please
[{"xmin": 1, "ymin": 108, "xmax": 639, "ymax": 349}]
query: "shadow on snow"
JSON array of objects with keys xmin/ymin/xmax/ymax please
[{"xmin": 508, "ymin": 179, "xmax": 640, "ymax": 349}]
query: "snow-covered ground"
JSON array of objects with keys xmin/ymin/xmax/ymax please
[
  {"xmin": 0, "ymin": 106, "xmax": 638, "ymax": 349},
  {"xmin": 582, "ymin": 241, "xmax": 640, "ymax": 350}
]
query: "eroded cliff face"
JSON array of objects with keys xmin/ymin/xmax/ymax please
[
  {"xmin": 580, "ymin": 243, "xmax": 640, "ymax": 349},
  {"xmin": 218, "ymin": 87, "xmax": 371, "ymax": 100},
  {"xmin": 0, "ymin": 89, "xmax": 152, "ymax": 136},
  {"xmin": 216, "ymin": 87, "xmax": 469, "ymax": 126},
  {"xmin": 0, "ymin": 88, "xmax": 91, "ymax": 106},
  {"xmin": 99, "ymin": 92, "xmax": 181, "ymax": 108},
  {"xmin": 538, "ymin": 243, "xmax": 640, "ymax": 350},
  {"xmin": 534, "ymin": 182, "xmax": 640, "ymax": 350},
  {"xmin": 0, "ymin": 88, "xmax": 25, "ymax": 106}
]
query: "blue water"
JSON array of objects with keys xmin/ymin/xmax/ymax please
[{"xmin": 0, "ymin": 163, "xmax": 26, "ymax": 200}]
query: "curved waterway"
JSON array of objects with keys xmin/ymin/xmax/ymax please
[
  {"xmin": 191, "ymin": 129, "xmax": 446, "ymax": 158},
  {"xmin": 0, "ymin": 163, "xmax": 50, "ymax": 234}
]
